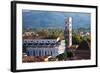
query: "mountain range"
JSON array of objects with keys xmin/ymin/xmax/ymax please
[{"xmin": 22, "ymin": 10, "xmax": 91, "ymax": 29}]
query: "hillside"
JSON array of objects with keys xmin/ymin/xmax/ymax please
[{"xmin": 22, "ymin": 10, "xmax": 90, "ymax": 29}]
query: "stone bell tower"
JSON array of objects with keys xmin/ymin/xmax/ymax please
[{"xmin": 64, "ymin": 17, "xmax": 72, "ymax": 47}]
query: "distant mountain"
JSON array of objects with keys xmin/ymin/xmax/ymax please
[{"xmin": 22, "ymin": 10, "xmax": 91, "ymax": 29}]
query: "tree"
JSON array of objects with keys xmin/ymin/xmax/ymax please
[
  {"xmin": 36, "ymin": 29, "xmax": 49, "ymax": 38},
  {"xmin": 56, "ymin": 51, "xmax": 74, "ymax": 61},
  {"xmin": 77, "ymin": 40, "xmax": 90, "ymax": 50},
  {"xmin": 72, "ymin": 34, "xmax": 81, "ymax": 45}
]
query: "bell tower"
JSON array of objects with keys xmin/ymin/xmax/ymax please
[{"xmin": 64, "ymin": 17, "xmax": 72, "ymax": 47}]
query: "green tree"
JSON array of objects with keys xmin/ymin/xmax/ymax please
[
  {"xmin": 37, "ymin": 29, "xmax": 49, "ymax": 38},
  {"xmin": 72, "ymin": 34, "xmax": 81, "ymax": 45}
]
